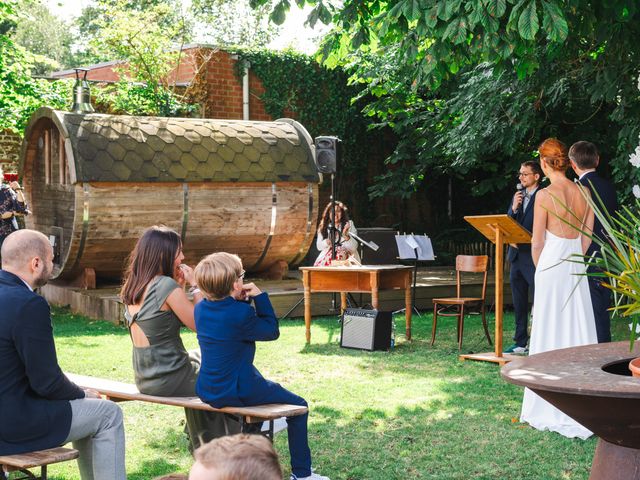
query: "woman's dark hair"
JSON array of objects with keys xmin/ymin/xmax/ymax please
[
  {"xmin": 121, "ymin": 225, "xmax": 182, "ymax": 305},
  {"xmin": 317, "ymin": 201, "xmax": 350, "ymax": 239}
]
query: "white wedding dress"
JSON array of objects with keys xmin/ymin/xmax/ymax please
[{"xmin": 520, "ymin": 228, "xmax": 598, "ymax": 439}]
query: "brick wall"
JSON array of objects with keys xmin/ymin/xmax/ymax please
[
  {"xmin": 0, "ymin": 130, "xmax": 22, "ymax": 172},
  {"xmin": 50, "ymin": 47, "xmax": 281, "ymax": 123},
  {"xmin": 198, "ymin": 50, "xmax": 274, "ymax": 121}
]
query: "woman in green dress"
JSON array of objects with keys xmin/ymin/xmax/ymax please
[{"xmin": 120, "ymin": 225, "xmax": 238, "ymax": 451}]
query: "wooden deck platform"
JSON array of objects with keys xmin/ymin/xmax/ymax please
[{"xmin": 41, "ymin": 266, "xmax": 514, "ymax": 324}]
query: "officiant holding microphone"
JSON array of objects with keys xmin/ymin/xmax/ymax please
[{"xmin": 504, "ymin": 161, "xmax": 543, "ymax": 354}]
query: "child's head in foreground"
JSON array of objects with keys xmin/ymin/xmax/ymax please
[
  {"xmin": 194, "ymin": 252, "xmax": 244, "ymax": 301},
  {"xmin": 188, "ymin": 434, "xmax": 282, "ymax": 480}
]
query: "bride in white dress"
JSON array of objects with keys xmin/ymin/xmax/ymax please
[{"xmin": 520, "ymin": 138, "xmax": 598, "ymax": 439}]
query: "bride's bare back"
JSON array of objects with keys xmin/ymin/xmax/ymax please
[
  {"xmin": 536, "ymin": 180, "xmax": 590, "ymax": 239},
  {"xmin": 531, "ymin": 177, "xmax": 594, "ymax": 266}
]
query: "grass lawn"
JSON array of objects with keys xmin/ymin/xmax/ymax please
[{"xmin": 42, "ymin": 306, "xmax": 629, "ymax": 480}]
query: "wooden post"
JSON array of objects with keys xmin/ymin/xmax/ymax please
[
  {"xmin": 460, "ymin": 214, "xmax": 531, "ymax": 365},
  {"xmin": 340, "ymin": 292, "xmax": 347, "ymax": 313},
  {"xmin": 370, "ymin": 271, "xmax": 379, "ymax": 309},
  {"xmin": 303, "ymin": 270, "xmax": 311, "ymax": 343},
  {"xmin": 405, "ymin": 270, "xmax": 412, "ymax": 340},
  {"xmin": 494, "ymin": 225, "xmax": 504, "ymax": 357}
]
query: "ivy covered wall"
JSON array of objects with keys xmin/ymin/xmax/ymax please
[{"xmin": 234, "ymin": 48, "xmax": 390, "ymax": 228}]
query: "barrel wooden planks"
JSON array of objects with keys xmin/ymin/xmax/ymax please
[{"xmin": 20, "ymin": 108, "xmax": 319, "ymax": 280}]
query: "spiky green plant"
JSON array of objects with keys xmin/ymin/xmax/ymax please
[
  {"xmin": 570, "ymin": 188, "xmax": 638, "ymax": 349},
  {"xmin": 587, "ymin": 197, "xmax": 640, "ymax": 345},
  {"xmin": 545, "ymin": 187, "xmax": 638, "ymax": 349}
]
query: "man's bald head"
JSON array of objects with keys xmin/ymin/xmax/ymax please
[{"xmin": 2, "ymin": 230, "xmax": 51, "ymax": 271}]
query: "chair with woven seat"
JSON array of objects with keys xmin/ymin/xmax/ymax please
[{"xmin": 431, "ymin": 255, "xmax": 491, "ymax": 349}]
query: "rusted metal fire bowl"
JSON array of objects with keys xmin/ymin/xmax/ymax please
[{"xmin": 501, "ymin": 342, "xmax": 640, "ymax": 480}]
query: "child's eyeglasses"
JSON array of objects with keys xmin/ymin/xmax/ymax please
[{"xmin": 238, "ymin": 270, "xmax": 246, "ymax": 279}]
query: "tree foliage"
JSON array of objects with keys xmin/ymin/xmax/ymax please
[
  {"xmin": 87, "ymin": 0, "xmax": 195, "ymax": 116},
  {"xmin": 0, "ymin": 0, "xmax": 71, "ymax": 134},
  {"xmin": 11, "ymin": 0, "xmax": 74, "ymax": 74},
  {"xmin": 191, "ymin": 0, "xmax": 280, "ymax": 48},
  {"xmin": 252, "ymin": 0, "xmax": 640, "ymax": 202}
]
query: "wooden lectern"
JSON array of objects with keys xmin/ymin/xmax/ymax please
[{"xmin": 460, "ymin": 214, "xmax": 531, "ymax": 365}]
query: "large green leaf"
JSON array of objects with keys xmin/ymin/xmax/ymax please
[
  {"xmin": 270, "ymin": 0, "xmax": 289, "ymax": 25},
  {"xmin": 403, "ymin": 0, "xmax": 422, "ymax": 21},
  {"xmin": 445, "ymin": 0, "xmax": 464, "ymax": 19},
  {"xmin": 466, "ymin": 0, "xmax": 485, "ymax": 28},
  {"xmin": 481, "ymin": 8, "xmax": 499, "ymax": 32},
  {"xmin": 443, "ymin": 18, "xmax": 468, "ymax": 44},
  {"xmin": 389, "ymin": 1, "xmax": 406, "ymax": 20},
  {"xmin": 485, "ymin": 0, "xmax": 506, "ymax": 17},
  {"xmin": 518, "ymin": 0, "xmax": 539, "ymax": 40},
  {"xmin": 506, "ymin": 0, "xmax": 527, "ymax": 33},
  {"xmin": 541, "ymin": 0, "xmax": 568, "ymax": 42},
  {"xmin": 426, "ymin": 4, "xmax": 439, "ymax": 27},
  {"xmin": 437, "ymin": 0, "xmax": 450, "ymax": 20}
]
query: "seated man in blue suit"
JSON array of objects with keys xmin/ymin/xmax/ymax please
[
  {"xmin": 0, "ymin": 229, "xmax": 126, "ymax": 479},
  {"xmin": 569, "ymin": 141, "xmax": 618, "ymax": 343},
  {"xmin": 504, "ymin": 161, "xmax": 543, "ymax": 354},
  {"xmin": 193, "ymin": 252, "xmax": 329, "ymax": 480}
]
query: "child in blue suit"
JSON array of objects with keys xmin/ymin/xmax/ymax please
[{"xmin": 193, "ymin": 252, "xmax": 329, "ymax": 480}]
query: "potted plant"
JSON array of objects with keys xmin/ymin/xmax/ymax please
[{"xmin": 579, "ymin": 193, "xmax": 640, "ymax": 375}]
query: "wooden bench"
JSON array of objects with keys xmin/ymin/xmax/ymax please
[
  {"xmin": 65, "ymin": 373, "xmax": 307, "ymax": 440},
  {"xmin": 0, "ymin": 447, "xmax": 79, "ymax": 480}
]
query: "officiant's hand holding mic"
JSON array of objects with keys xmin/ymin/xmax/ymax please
[{"xmin": 512, "ymin": 183, "xmax": 525, "ymax": 213}]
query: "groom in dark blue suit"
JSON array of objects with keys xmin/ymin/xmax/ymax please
[
  {"xmin": 504, "ymin": 161, "xmax": 543, "ymax": 354},
  {"xmin": 569, "ymin": 141, "xmax": 618, "ymax": 343}
]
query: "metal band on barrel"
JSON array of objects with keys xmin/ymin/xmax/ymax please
[
  {"xmin": 181, "ymin": 183, "xmax": 189, "ymax": 244},
  {"xmin": 291, "ymin": 183, "xmax": 314, "ymax": 265},
  {"xmin": 251, "ymin": 183, "xmax": 277, "ymax": 271},
  {"xmin": 69, "ymin": 183, "xmax": 90, "ymax": 274}
]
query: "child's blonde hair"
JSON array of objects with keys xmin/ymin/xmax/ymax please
[{"xmin": 195, "ymin": 252, "xmax": 243, "ymax": 300}]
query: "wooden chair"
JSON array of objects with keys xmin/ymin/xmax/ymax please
[{"xmin": 431, "ymin": 255, "xmax": 491, "ymax": 349}]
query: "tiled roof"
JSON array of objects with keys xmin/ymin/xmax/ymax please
[{"xmin": 50, "ymin": 110, "xmax": 317, "ymax": 183}]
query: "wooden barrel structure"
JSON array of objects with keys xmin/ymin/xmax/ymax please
[{"xmin": 20, "ymin": 107, "xmax": 319, "ymax": 281}]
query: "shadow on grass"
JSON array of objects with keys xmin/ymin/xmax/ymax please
[
  {"xmin": 301, "ymin": 386, "xmax": 596, "ymax": 479},
  {"xmin": 290, "ymin": 314, "xmax": 501, "ymax": 379}
]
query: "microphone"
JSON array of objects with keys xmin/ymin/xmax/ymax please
[{"xmin": 514, "ymin": 183, "xmax": 524, "ymax": 212}]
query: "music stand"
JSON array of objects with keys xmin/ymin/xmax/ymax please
[
  {"xmin": 460, "ymin": 214, "xmax": 531, "ymax": 365},
  {"xmin": 395, "ymin": 234, "xmax": 435, "ymax": 315}
]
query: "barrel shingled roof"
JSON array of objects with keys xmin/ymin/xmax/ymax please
[{"xmin": 57, "ymin": 111, "xmax": 318, "ymax": 183}]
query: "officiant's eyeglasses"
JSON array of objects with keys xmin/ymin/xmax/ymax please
[{"xmin": 518, "ymin": 172, "xmax": 533, "ymax": 177}]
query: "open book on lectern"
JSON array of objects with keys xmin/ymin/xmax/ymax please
[{"xmin": 395, "ymin": 234, "xmax": 435, "ymax": 261}]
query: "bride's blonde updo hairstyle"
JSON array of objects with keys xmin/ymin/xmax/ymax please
[{"xmin": 538, "ymin": 138, "xmax": 569, "ymax": 172}]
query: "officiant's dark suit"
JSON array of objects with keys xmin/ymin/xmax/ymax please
[
  {"xmin": 569, "ymin": 141, "xmax": 618, "ymax": 343},
  {"xmin": 506, "ymin": 161, "xmax": 542, "ymax": 351}
]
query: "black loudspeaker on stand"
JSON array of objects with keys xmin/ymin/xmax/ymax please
[
  {"xmin": 314, "ymin": 136, "xmax": 340, "ymax": 174},
  {"xmin": 340, "ymin": 308, "xmax": 392, "ymax": 351}
]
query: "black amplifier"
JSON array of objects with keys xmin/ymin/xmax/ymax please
[{"xmin": 340, "ymin": 308, "xmax": 392, "ymax": 351}]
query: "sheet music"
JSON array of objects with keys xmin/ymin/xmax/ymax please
[{"xmin": 395, "ymin": 234, "xmax": 435, "ymax": 260}]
